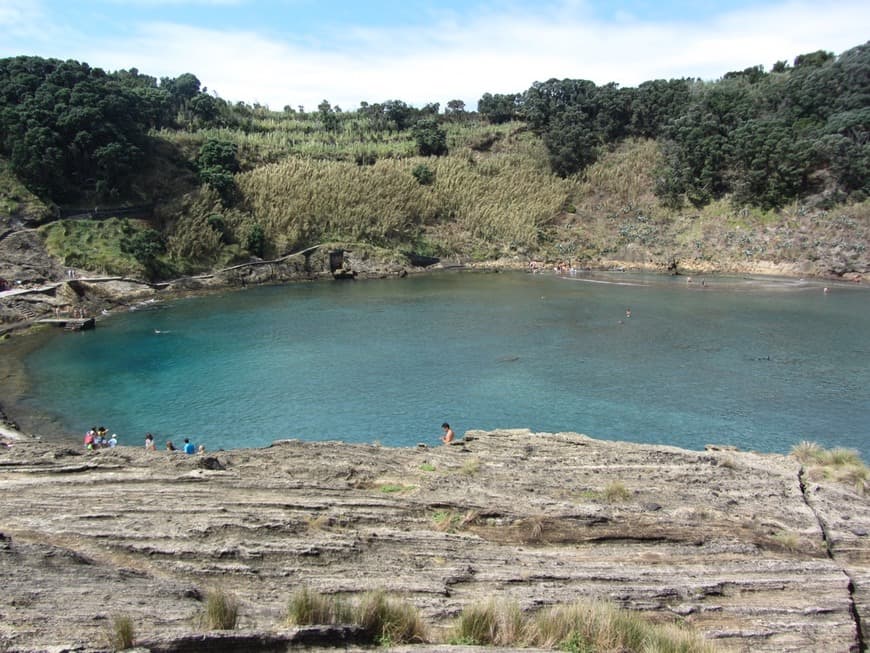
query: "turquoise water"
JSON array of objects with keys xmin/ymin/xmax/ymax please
[{"xmin": 15, "ymin": 271, "xmax": 870, "ymax": 458}]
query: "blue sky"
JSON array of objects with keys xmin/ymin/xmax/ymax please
[{"xmin": 1, "ymin": 0, "xmax": 867, "ymax": 110}]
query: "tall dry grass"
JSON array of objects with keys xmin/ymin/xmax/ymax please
[
  {"xmin": 574, "ymin": 138, "xmax": 661, "ymax": 213},
  {"xmin": 283, "ymin": 587, "xmax": 426, "ymax": 645},
  {"xmin": 451, "ymin": 599, "xmax": 524, "ymax": 646},
  {"xmin": 200, "ymin": 589, "xmax": 240, "ymax": 630},
  {"xmin": 527, "ymin": 601, "xmax": 716, "ymax": 652},
  {"xmin": 105, "ymin": 614, "xmax": 135, "ymax": 651},
  {"xmin": 450, "ymin": 599, "xmax": 716, "ymax": 651},
  {"xmin": 286, "ymin": 586, "xmax": 351, "ymax": 626},
  {"xmin": 354, "ymin": 590, "xmax": 428, "ymax": 645},
  {"xmin": 791, "ymin": 441, "xmax": 868, "ymax": 495},
  {"xmin": 235, "ymin": 147, "xmax": 570, "ymax": 255}
]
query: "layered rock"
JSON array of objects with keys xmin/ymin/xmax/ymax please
[{"xmin": 0, "ymin": 430, "xmax": 866, "ymax": 652}]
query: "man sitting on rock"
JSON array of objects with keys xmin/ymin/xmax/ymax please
[{"xmin": 441, "ymin": 423, "xmax": 455, "ymax": 444}]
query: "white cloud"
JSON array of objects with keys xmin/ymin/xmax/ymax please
[{"xmin": 4, "ymin": 0, "xmax": 869, "ymax": 110}]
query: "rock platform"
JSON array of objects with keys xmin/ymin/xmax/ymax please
[{"xmin": 0, "ymin": 429, "xmax": 867, "ymax": 652}]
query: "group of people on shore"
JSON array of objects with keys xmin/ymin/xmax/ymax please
[
  {"xmin": 528, "ymin": 260, "xmax": 581, "ymax": 275},
  {"xmin": 144, "ymin": 432, "xmax": 203, "ymax": 454},
  {"xmin": 87, "ymin": 423, "xmax": 451, "ymax": 452},
  {"xmin": 85, "ymin": 428, "xmax": 203, "ymax": 454},
  {"xmin": 83, "ymin": 426, "xmax": 117, "ymax": 449}
]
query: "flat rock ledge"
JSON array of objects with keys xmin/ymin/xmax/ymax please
[{"xmin": 0, "ymin": 430, "xmax": 867, "ymax": 652}]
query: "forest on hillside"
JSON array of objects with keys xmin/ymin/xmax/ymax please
[{"xmin": 0, "ymin": 42, "xmax": 867, "ymax": 278}]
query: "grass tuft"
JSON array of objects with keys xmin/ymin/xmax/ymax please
[
  {"xmin": 526, "ymin": 601, "xmax": 716, "ymax": 652},
  {"xmin": 771, "ymin": 531, "xmax": 800, "ymax": 552},
  {"xmin": 451, "ymin": 599, "xmax": 524, "ymax": 646},
  {"xmin": 791, "ymin": 442, "xmax": 868, "ymax": 495},
  {"xmin": 791, "ymin": 440, "xmax": 824, "ymax": 464},
  {"xmin": 201, "ymin": 588, "xmax": 240, "ymax": 630},
  {"xmin": 287, "ymin": 586, "xmax": 351, "ymax": 625},
  {"xmin": 460, "ymin": 457, "xmax": 481, "ymax": 476},
  {"xmin": 379, "ymin": 483, "xmax": 413, "ymax": 493},
  {"xmin": 431, "ymin": 510, "xmax": 457, "ymax": 532},
  {"xmin": 353, "ymin": 590, "xmax": 427, "ymax": 645},
  {"xmin": 603, "ymin": 481, "xmax": 632, "ymax": 503},
  {"xmin": 105, "ymin": 614, "xmax": 135, "ymax": 651}
]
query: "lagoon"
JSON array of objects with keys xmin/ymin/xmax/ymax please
[{"xmin": 13, "ymin": 271, "xmax": 870, "ymax": 459}]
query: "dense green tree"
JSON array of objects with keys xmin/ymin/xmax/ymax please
[
  {"xmin": 522, "ymin": 79, "xmax": 597, "ymax": 132},
  {"xmin": 245, "ymin": 223, "xmax": 266, "ymax": 257},
  {"xmin": 189, "ymin": 93, "xmax": 220, "ymax": 125},
  {"xmin": 197, "ymin": 139, "xmax": 239, "ymax": 203},
  {"xmin": 161, "ymin": 72, "xmax": 201, "ymax": 110},
  {"xmin": 730, "ymin": 118, "xmax": 814, "ymax": 208},
  {"xmin": 318, "ymin": 99, "xmax": 339, "ymax": 131},
  {"xmin": 794, "ymin": 50, "xmax": 835, "ymax": 69},
  {"xmin": 477, "ymin": 92, "xmax": 522, "ymax": 124},
  {"xmin": 198, "ymin": 139, "xmax": 239, "ymax": 173},
  {"xmin": 383, "ymin": 100, "xmax": 415, "ymax": 130},
  {"xmin": 629, "ymin": 79, "xmax": 693, "ymax": 138},
  {"xmin": 445, "ymin": 99, "xmax": 466, "ymax": 116},
  {"xmin": 412, "ymin": 117, "xmax": 448, "ymax": 156},
  {"xmin": 543, "ymin": 109, "xmax": 600, "ymax": 177},
  {"xmin": 0, "ymin": 56, "xmax": 153, "ymax": 201},
  {"xmin": 121, "ymin": 227, "xmax": 165, "ymax": 279}
]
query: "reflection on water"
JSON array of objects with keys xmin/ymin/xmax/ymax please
[{"xmin": 13, "ymin": 271, "xmax": 870, "ymax": 459}]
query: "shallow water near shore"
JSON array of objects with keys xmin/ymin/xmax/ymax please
[{"xmin": 9, "ymin": 271, "xmax": 870, "ymax": 458}]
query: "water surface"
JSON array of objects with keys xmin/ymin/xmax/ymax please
[{"xmin": 14, "ymin": 271, "xmax": 870, "ymax": 458}]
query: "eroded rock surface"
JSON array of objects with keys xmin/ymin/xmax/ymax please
[{"xmin": 0, "ymin": 430, "xmax": 866, "ymax": 652}]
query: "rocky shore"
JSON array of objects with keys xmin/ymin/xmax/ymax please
[{"xmin": 0, "ymin": 429, "xmax": 867, "ymax": 652}]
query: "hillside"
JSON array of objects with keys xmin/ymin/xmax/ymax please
[{"xmin": 1, "ymin": 45, "xmax": 869, "ymax": 304}]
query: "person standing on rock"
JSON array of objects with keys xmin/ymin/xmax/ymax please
[
  {"xmin": 145, "ymin": 433, "xmax": 155, "ymax": 451},
  {"xmin": 441, "ymin": 423, "xmax": 455, "ymax": 444}
]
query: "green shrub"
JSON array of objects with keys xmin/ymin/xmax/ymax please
[{"xmin": 412, "ymin": 163, "xmax": 435, "ymax": 185}]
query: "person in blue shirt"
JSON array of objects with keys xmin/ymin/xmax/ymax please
[{"xmin": 183, "ymin": 438, "xmax": 196, "ymax": 455}]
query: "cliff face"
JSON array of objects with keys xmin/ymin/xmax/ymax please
[{"xmin": 0, "ymin": 430, "xmax": 867, "ymax": 652}]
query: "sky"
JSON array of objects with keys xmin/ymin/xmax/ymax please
[{"xmin": 1, "ymin": 0, "xmax": 868, "ymax": 111}]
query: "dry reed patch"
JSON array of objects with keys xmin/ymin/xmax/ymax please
[
  {"xmin": 200, "ymin": 588, "xmax": 239, "ymax": 630},
  {"xmin": 353, "ymin": 590, "xmax": 428, "ymax": 645},
  {"xmin": 792, "ymin": 441, "xmax": 868, "ymax": 495},
  {"xmin": 526, "ymin": 601, "xmax": 717, "ymax": 652},
  {"xmin": 286, "ymin": 586, "xmax": 351, "ymax": 626},
  {"xmin": 451, "ymin": 598, "xmax": 524, "ymax": 646},
  {"xmin": 105, "ymin": 614, "xmax": 135, "ymax": 651}
]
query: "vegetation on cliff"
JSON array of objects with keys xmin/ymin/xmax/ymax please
[{"xmin": 0, "ymin": 43, "xmax": 868, "ymax": 281}]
